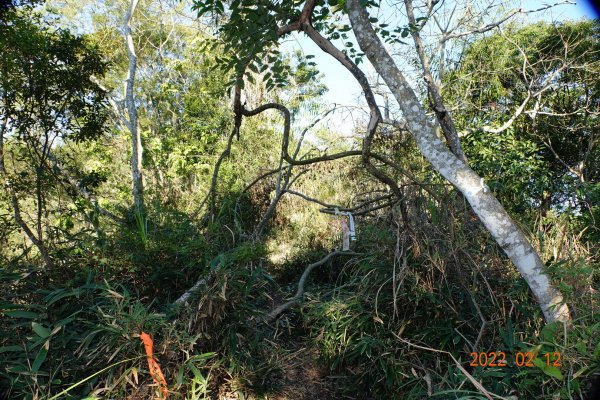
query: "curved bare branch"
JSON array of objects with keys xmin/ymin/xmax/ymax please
[{"xmin": 265, "ymin": 250, "xmax": 360, "ymax": 321}]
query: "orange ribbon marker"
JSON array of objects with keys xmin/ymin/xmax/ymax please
[{"xmin": 140, "ymin": 331, "xmax": 168, "ymax": 399}]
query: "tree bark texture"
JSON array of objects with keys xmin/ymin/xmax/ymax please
[{"xmin": 124, "ymin": 0, "xmax": 144, "ymax": 212}]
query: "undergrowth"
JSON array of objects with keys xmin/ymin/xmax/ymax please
[{"xmin": 1, "ymin": 175, "xmax": 599, "ymax": 400}]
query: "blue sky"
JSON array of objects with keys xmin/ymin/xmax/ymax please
[{"xmin": 283, "ymin": 0, "xmax": 598, "ymax": 133}]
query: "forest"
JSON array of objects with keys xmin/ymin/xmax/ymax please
[{"xmin": 0, "ymin": 0, "xmax": 599, "ymax": 398}]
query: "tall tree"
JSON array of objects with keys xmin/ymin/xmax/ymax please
[
  {"xmin": 346, "ymin": 0, "xmax": 569, "ymax": 323},
  {"xmin": 123, "ymin": 0, "xmax": 144, "ymax": 212},
  {"xmin": 444, "ymin": 21, "xmax": 599, "ymax": 219},
  {"xmin": 193, "ymin": 0, "xmax": 571, "ymax": 323},
  {"xmin": 0, "ymin": 8, "xmax": 108, "ymax": 267}
]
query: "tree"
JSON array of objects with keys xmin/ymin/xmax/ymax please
[
  {"xmin": 48, "ymin": 0, "xmax": 241, "ymax": 214},
  {"xmin": 445, "ymin": 21, "xmax": 599, "ymax": 220},
  {"xmin": 348, "ymin": 0, "xmax": 570, "ymax": 323},
  {"xmin": 123, "ymin": 0, "xmax": 144, "ymax": 212},
  {"xmin": 192, "ymin": 0, "xmax": 571, "ymax": 323},
  {"xmin": 0, "ymin": 8, "xmax": 108, "ymax": 267}
]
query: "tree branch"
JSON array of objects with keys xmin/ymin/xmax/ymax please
[
  {"xmin": 265, "ymin": 250, "xmax": 360, "ymax": 321},
  {"xmin": 440, "ymin": 1, "xmax": 575, "ymax": 43},
  {"xmin": 405, "ymin": 0, "xmax": 466, "ymax": 162}
]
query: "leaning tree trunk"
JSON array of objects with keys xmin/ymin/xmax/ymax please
[
  {"xmin": 346, "ymin": 0, "xmax": 569, "ymax": 323},
  {"xmin": 123, "ymin": 0, "xmax": 144, "ymax": 212}
]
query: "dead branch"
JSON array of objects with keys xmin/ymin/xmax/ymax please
[
  {"xmin": 173, "ymin": 270, "xmax": 214, "ymax": 306},
  {"xmin": 252, "ymin": 107, "xmax": 332, "ymax": 237},
  {"xmin": 265, "ymin": 250, "xmax": 360, "ymax": 321},
  {"xmin": 284, "ymin": 189, "xmax": 396, "ymax": 216},
  {"xmin": 302, "ymin": 23, "xmax": 405, "ymax": 199}
]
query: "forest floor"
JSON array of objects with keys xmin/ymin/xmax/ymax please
[{"xmin": 214, "ymin": 346, "xmax": 337, "ymax": 400}]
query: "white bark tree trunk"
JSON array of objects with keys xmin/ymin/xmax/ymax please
[
  {"xmin": 124, "ymin": 0, "xmax": 144, "ymax": 212},
  {"xmin": 346, "ymin": 0, "xmax": 570, "ymax": 323}
]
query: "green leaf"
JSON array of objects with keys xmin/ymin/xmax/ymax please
[
  {"xmin": 4, "ymin": 310, "xmax": 39, "ymax": 319},
  {"xmin": 31, "ymin": 346, "xmax": 48, "ymax": 373},
  {"xmin": 209, "ymin": 254, "xmax": 225, "ymax": 269},
  {"xmin": 32, "ymin": 322, "xmax": 51, "ymax": 338},
  {"xmin": 540, "ymin": 321, "xmax": 560, "ymax": 343},
  {"xmin": 187, "ymin": 352, "xmax": 215, "ymax": 364},
  {"xmin": 176, "ymin": 366, "xmax": 185, "ymax": 386},
  {"xmin": 44, "ymin": 288, "xmax": 82, "ymax": 306},
  {"xmin": 533, "ymin": 358, "xmax": 563, "ymax": 380},
  {"xmin": 8, "ymin": 363, "xmax": 29, "ymax": 373},
  {"xmin": 188, "ymin": 363, "xmax": 203, "ymax": 379},
  {"xmin": 0, "ymin": 345, "xmax": 24, "ymax": 353},
  {"xmin": 543, "ymin": 364, "xmax": 563, "ymax": 380},
  {"xmin": 483, "ymin": 370, "xmax": 508, "ymax": 378},
  {"xmin": 247, "ymin": 62, "xmax": 258, "ymax": 73},
  {"xmin": 532, "ymin": 357, "xmax": 545, "ymax": 369}
]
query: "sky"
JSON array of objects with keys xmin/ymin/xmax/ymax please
[
  {"xmin": 281, "ymin": 0, "xmax": 599, "ymax": 136},
  {"xmin": 43, "ymin": 0, "xmax": 599, "ymax": 139}
]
